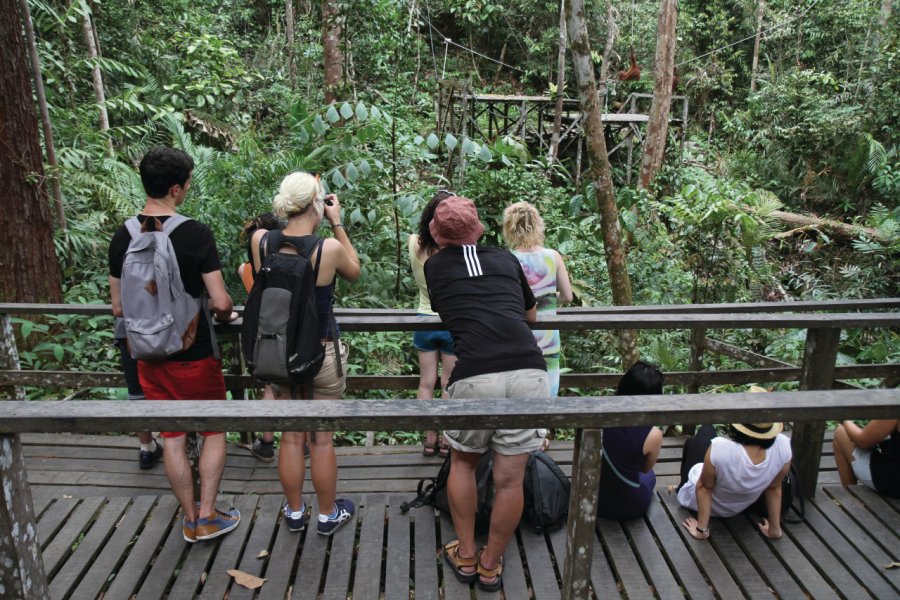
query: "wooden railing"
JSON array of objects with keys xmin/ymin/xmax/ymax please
[{"xmin": 1, "ymin": 390, "xmax": 898, "ymax": 598}]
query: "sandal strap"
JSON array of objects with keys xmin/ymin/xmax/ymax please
[
  {"xmin": 476, "ymin": 548, "xmax": 503, "ymax": 577},
  {"xmin": 444, "ymin": 540, "xmax": 477, "ymax": 567}
]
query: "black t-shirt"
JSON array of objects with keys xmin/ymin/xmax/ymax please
[
  {"xmin": 425, "ymin": 245, "xmax": 545, "ymax": 385},
  {"xmin": 108, "ymin": 215, "xmax": 223, "ymax": 361}
]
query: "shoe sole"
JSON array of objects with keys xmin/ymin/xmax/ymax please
[
  {"xmin": 316, "ymin": 518, "xmax": 351, "ymax": 537},
  {"xmin": 251, "ymin": 452, "xmax": 275, "ymax": 463},
  {"xmin": 183, "ymin": 533, "xmax": 197, "ymax": 543}
]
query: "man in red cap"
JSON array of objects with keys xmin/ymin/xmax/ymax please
[{"xmin": 424, "ymin": 195, "xmax": 549, "ymax": 593}]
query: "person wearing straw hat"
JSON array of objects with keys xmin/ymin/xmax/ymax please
[{"xmin": 674, "ymin": 388, "xmax": 792, "ymax": 540}]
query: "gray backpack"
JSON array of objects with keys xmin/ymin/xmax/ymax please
[{"xmin": 120, "ymin": 215, "xmax": 209, "ymax": 360}]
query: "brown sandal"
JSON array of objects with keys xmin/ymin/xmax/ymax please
[
  {"xmin": 476, "ymin": 548, "xmax": 503, "ymax": 592},
  {"xmin": 441, "ymin": 540, "xmax": 478, "ymax": 583}
]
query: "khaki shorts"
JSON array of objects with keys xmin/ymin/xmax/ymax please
[
  {"xmin": 443, "ymin": 368, "xmax": 549, "ymax": 456},
  {"xmin": 272, "ymin": 341, "xmax": 348, "ymax": 398}
]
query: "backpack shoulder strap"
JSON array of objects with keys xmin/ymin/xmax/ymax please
[
  {"xmin": 265, "ymin": 230, "xmax": 285, "ymax": 255},
  {"xmin": 124, "ymin": 217, "xmax": 142, "ymax": 238},
  {"xmin": 161, "ymin": 214, "xmax": 190, "ymax": 235}
]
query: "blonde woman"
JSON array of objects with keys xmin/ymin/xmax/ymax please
[
  {"xmin": 250, "ymin": 171, "xmax": 361, "ymax": 536},
  {"xmin": 501, "ymin": 201, "xmax": 573, "ymax": 396}
]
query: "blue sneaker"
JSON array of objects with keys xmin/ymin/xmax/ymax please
[
  {"xmin": 195, "ymin": 508, "xmax": 241, "ymax": 541},
  {"xmin": 182, "ymin": 517, "xmax": 197, "ymax": 543},
  {"xmin": 283, "ymin": 501, "xmax": 308, "ymax": 532},
  {"xmin": 317, "ymin": 498, "xmax": 355, "ymax": 536}
]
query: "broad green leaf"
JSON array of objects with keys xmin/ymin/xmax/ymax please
[
  {"xmin": 21, "ymin": 320, "xmax": 33, "ymax": 339},
  {"xmin": 413, "ymin": 135, "xmax": 424, "ymax": 145},
  {"xmin": 312, "ymin": 115, "xmax": 327, "ymax": 134},
  {"xmin": 346, "ymin": 162, "xmax": 359, "ymax": 182},
  {"xmin": 367, "ymin": 209, "xmax": 377, "ymax": 223},
  {"xmin": 478, "ymin": 145, "xmax": 493, "ymax": 161},
  {"xmin": 461, "ymin": 137, "xmax": 475, "ymax": 153},
  {"xmin": 326, "ymin": 105, "xmax": 340, "ymax": 123},
  {"xmin": 196, "ymin": 94, "xmax": 206, "ymax": 107},
  {"xmin": 371, "ymin": 106, "xmax": 381, "ymax": 119},
  {"xmin": 340, "ymin": 102, "xmax": 354, "ymax": 119},
  {"xmin": 501, "ymin": 154, "xmax": 513, "ymax": 166},
  {"xmin": 426, "ymin": 133, "xmax": 439, "ymax": 149},
  {"xmin": 350, "ymin": 208, "xmax": 363, "ymax": 225},
  {"xmin": 331, "ymin": 169, "xmax": 346, "ymax": 187},
  {"xmin": 53, "ymin": 344, "xmax": 64, "ymax": 362},
  {"xmin": 358, "ymin": 159, "xmax": 371, "ymax": 177},
  {"xmin": 355, "ymin": 102, "xmax": 368, "ymax": 120},
  {"xmin": 445, "ymin": 133, "xmax": 458, "ymax": 150},
  {"xmin": 298, "ymin": 127, "xmax": 310, "ymax": 144},
  {"xmin": 374, "ymin": 159, "xmax": 384, "ymax": 170}
]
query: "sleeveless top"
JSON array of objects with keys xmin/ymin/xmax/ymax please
[
  {"xmin": 265, "ymin": 232, "xmax": 339, "ymax": 340},
  {"xmin": 597, "ymin": 426, "xmax": 655, "ymax": 519},
  {"xmin": 871, "ymin": 429, "xmax": 900, "ymax": 497},
  {"xmin": 677, "ymin": 434, "xmax": 792, "ymax": 517},
  {"xmin": 408, "ymin": 234, "xmax": 437, "ymax": 316},
  {"xmin": 512, "ymin": 248, "xmax": 560, "ymax": 355}
]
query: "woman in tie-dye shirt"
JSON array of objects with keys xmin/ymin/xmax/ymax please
[{"xmin": 502, "ymin": 201, "xmax": 573, "ymax": 396}]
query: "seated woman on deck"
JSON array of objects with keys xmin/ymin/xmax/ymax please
[
  {"xmin": 675, "ymin": 391, "xmax": 792, "ymax": 540},
  {"xmin": 596, "ymin": 361, "xmax": 664, "ymax": 520},
  {"xmin": 833, "ymin": 418, "xmax": 900, "ymax": 497}
]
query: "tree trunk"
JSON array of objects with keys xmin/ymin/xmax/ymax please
[
  {"xmin": 598, "ymin": 0, "xmax": 617, "ymax": 100},
  {"xmin": 750, "ymin": 0, "xmax": 765, "ymax": 92},
  {"xmin": 81, "ymin": 3, "xmax": 113, "ymax": 157},
  {"xmin": 565, "ymin": 0, "xmax": 638, "ymax": 369},
  {"xmin": 322, "ymin": 0, "xmax": 344, "ymax": 104},
  {"xmin": 637, "ymin": 0, "xmax": 677, "ymax": 191},
  {"xmin": 548, "ymin": 0, "xmax": 567, "ymax": 162},
  {"xmin": 0, "ymin": 0, "xmax": 63, "ymax": 303},
  {"xmin": 18, "ymin": 0, "xmax": 65, "ymax": 231},
  {"xmin": 872, "ymin": 0, "xmax": 894, "ymax": 55},
  {"xmin": 285, "ymin": 0, "xmax": 296, "ymax": 89}
]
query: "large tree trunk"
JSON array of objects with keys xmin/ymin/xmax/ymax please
[
  {"xmin": 637, "ymin": 0, "xmax": 677, "ymax": 190},
  {"xmin": 285, "ymin": 0, "xmax": 296, "ymax": 89},
  {"xmin": 0, "ymin": 0, "xmax": 63, "ymax": 303},
  {"xmin": 548, "ymin": 0, "xmax": 567, "ymax": 162},
  {"xmin": 750, "ymin": 0, "xmax": 765, "ymax": 92},
  {"xmin": 565, "ymin": 0, "xmax": 638, "ymax": 369},
  {"xmin": 81, "ymin": 3, "xmax": 113, "ymax": 157},
  {"xmin": 18, "ymin": 0, "xmax": 65, "ymax": 231},
  {"xmin": 322, "ymin": 0, "xmax": 344, "ymax": 104}
]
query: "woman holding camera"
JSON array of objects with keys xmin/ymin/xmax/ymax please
[{"xmin": 250, "ymin": 171, "xmax": 361, "ymax": 537}]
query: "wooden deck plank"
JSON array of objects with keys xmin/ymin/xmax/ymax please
[
  {"xmin": 204, "ymin": 495, "xmax": 274, "ymax": 600},
  {"xmin": 412, "ymin": 505, "xmax": 440, "ymax": 600},
  {"xmin": 643, "ymin": 495, "xmax": 716, "ymax": 600},
  {"xmin": 597, "ymin": 518, "xmax": 653, "ymax": 600},
  {"xmin": 68, "ymin": 495, "xmax": 157, "ymax": 600},
  {"xmin": 384, "ymin": 496, "xmax": 412, "ymax": 600},
  {"xmin": 257, "ymin": 500, "xmax": 303, "ymax": 600},
  {"xmin": 135, "ymin": 510, "xmax": 189, "ymax": 600},
  {"xmin": 722, "ymin": 514, "xmax": 808, "ymax": 599},
  {"xmin": 801, "ymin": 494, "xmax": 898, "ymax": 598},
  {"xmin": 704, "ymin": 518, "xmax": 772, "ymax": 599},
  {"xmin": 48, "ymin": 496, "xmax": 130, "ymax": 600},
  {"xmin": 810, "ymin": 489, "xmax": 900, "ymax": 590},
  {"xmin": 322, "ymin": 493, "xmax": 361, "ymax": 600},
  {"xmin": 500, "ymin": 528, "xmax": 532, "ymax": 600},
  {"xmin": 520, "ymin": 526, "xmax": 560, "ymax": 599},
  {"xmin": 622, "ymin": 514, "xmax": 684, "ymax": 599},
  {"xmin": 847, "ymin": 485, "xmax": 900, "ymax": 538},
  {"xmin": 659, "ymin": 492, "xmax": 745, "ymax": 599},
  {"xmin": 41, "ymin": 497, "xmax": 104, "ymax": 577},
  {"xmin": 35, "ymin": 497, "xmax": 79, "ymax": 550},
  {"xmin": 826, "ymin": 486, "xmax": 900, "ymax": 553},
  {"xmin": 293, "ymin": 496, "xmax": 329, "ymax": 600},
  {"xmin": 32, "ymin": 496, "xmax": 52, "ymax": 519},
  {"xmin": 352, "ymin": 495, "xmax": 387, "ymax": 600},
  {"xmin": 103, "ymin": 495, "xmax": 180, "ymax": 600},
  {"xmin": 439, "ymin": 513, "xmax": 474, "ymax": 600}
]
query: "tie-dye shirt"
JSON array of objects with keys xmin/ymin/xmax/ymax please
[{"xmin": 512, "ymin": 248, "xmax": 560, "ymax": 355}]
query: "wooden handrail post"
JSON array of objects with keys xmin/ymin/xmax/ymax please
[
  {"xmin": 0, "ymin": 434, "xmax": 49, "ymax": 599},
  {"xmin": 561, "ymin": 428, "xmax": 602, "ymax": 600},
  {"xmin": 0, "ymin": 314, "xmax": 23, "ymax": 400},
  {"xmin": 792, "ymin": 327, "xmax": 840, "ymax": 499}
]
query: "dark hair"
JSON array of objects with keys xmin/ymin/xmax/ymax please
[
  {"xmin": 728, "ymin": 425, "xmax": 777, "ymax": 449},
  {"xmin": 417, "ymin": 190, "xmax": 455, "ymax": 255},
  {"xmin": 616, "ymin": 361, "xmax": 664, "ymax": 396},
  {"xmin": 240, "ymin": 212, "xmax": 282, "ymax": 245},
  {"xmin": 139, "ymin": 146, "xmax": 194, "ymax": 198}
]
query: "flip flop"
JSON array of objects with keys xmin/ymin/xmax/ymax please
[
  {"xmin": 438, "ymin": 436, "xmax": 450, "ymax": 458},
  {"xmin": 422, "ymin": 441, "xmax": 439, "ymax": 457}
]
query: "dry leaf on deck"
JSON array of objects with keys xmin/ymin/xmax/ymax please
[
  {"xmin": 884, "ymin": 562, "xmax": 900, "ymax": 570},
  {"xmin": 227, "ymin": 569, "xmax": 267, "ymax": 590},
  {"xmin": 256, "ymin": 550, "xmax": 269, "ymax": 559}
]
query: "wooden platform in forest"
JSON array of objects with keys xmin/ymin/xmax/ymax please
[{"xmin": 24, "ymin": 431, "xmax": 900, "ymax": 599}]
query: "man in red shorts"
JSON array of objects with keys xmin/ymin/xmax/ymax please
[{"xmin": 108, "ymin": 146, "xmax": 241, "ymax": 542}]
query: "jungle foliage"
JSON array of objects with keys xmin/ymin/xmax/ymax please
[{"xmin": 11, "ymin": 0, "xmax": 899, "ymax": 425}]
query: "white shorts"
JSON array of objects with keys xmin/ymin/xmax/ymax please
[{"xmin": 851, "ymin": 447, "xmax": 877, "ymax": 490}]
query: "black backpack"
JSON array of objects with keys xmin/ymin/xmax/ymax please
[
  {"xmin": 241, "ymin": 231, "xmax": 331, "ymax": 387},
  {"xmin": 400, "ymin": 449, "xmax": 570, "ymax": 534}
]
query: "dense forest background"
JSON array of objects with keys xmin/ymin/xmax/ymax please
[{"xmin": 5, "ymin": 0, "xmax": 898, "ymax": 416}]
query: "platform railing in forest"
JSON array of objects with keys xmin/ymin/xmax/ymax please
[{"xmin": 1, "ymin": 390, "xmax": 898, "ymax": 599}]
